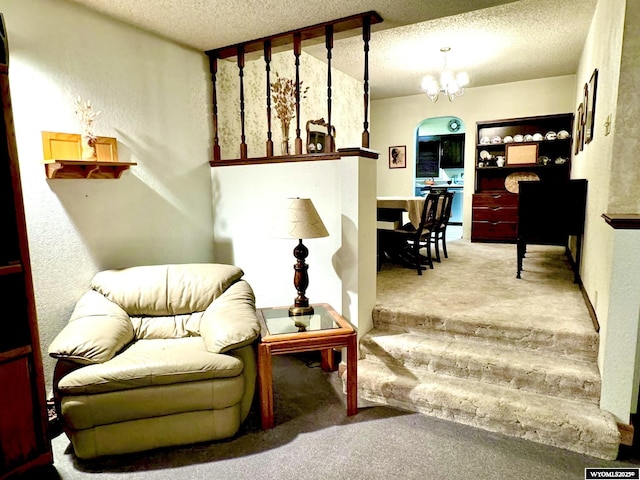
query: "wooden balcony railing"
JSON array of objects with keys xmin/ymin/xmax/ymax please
[{"xmin": 205, "ymin": 11, "xmax": 383, "ymax": 166}]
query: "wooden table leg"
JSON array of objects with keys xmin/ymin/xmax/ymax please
[
  {"xmin": 320, "ymin": 348, "xmax": 337, "ymax": 371},
  {"xmin": 346, "ymin": 333, "xmax": 358, "ymax": 416},
  {"xmin": 258, "ymin": 343, "xmax": 274, "ymax": 429}
]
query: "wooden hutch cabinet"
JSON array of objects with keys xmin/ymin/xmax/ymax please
[
  {"xmin": 0, "ymin": 15, "xmax": 53, "ymax": 478},
  {"xmin": 471, "ymin": 113, "xmax": 573, "ymax": 243}
]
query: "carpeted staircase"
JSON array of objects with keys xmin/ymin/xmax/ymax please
[{"xmin": 357, "ymin": 241, "xmax": 621, "ymax": 460}]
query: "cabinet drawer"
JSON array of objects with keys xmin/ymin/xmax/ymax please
[
  {"xmin": 471, "ymin": 221, "xmax": 517, "ymax": 242},
  {"xmin": 472, "ymin": 192, "xmax": 518, "ymax": 208},
  {"xmin": 472, "ymin": 206, "xmax": 518, "ymax": 222}
]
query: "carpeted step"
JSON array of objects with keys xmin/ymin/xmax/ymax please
[
  {"xmin": 372, "ymin": 305, "xmax": 599, "ymax": 362},
  {"xmin": 360, "ymin": 329, "xmax": 601, "ymax": 404},
  {"xmin": 357, "ymin": 359, "xmax": 620, "ymax": 460}
]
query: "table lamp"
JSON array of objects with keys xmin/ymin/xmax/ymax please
[{"xmin": 273, "ymin": 197, "xmax": 329, "ymax": 316}]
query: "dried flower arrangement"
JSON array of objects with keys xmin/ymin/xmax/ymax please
[
  {"xmin": 270, "ymin": 73, "xmax": 309, "ymax": 146},
  {"xmin": 73, "ymin": 97, "xmax": 101, "ymax": 159}
]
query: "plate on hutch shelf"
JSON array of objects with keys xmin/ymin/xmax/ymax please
[{"xmin": 505, "ymin": 171, "xmax": 540, "ymax": 194}]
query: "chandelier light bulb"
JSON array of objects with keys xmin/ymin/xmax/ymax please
[{"xmin": 421, "ymin": 47, "xmax": 469, "ymax": 103}]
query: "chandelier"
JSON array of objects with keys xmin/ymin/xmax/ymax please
[{"xmin": 421, "ymin": 47, "xmax": 469, "ymax": 102}]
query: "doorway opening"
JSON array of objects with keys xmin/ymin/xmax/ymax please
[{"xmin": 415, "ymin": 116, "xmax": 465, "ymax": 232}]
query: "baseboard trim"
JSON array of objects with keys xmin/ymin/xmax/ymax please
[
  {"xmin": 579, "ymin": 284, "xmax": 600, "ymax": 333},
  {"xmin": 619, "ymin": 422, "xmax": 634, "ymax": 446}
]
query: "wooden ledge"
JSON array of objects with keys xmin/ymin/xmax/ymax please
[
  {"xmin": 210, "ymin": 152, "xmax": 340, "ymax": 167},
  {"xmin": 602, "ymin": 213, "xmax": 640, "ymax": 230},
  {"xmin": 44, "ymin": 159, "xmax": 137, "ymax": 179},
  {"xmin": 209, "ymin": 148, "xmax": 379, "ymax": 167},
  {"xmin": 337, "ymin": 147, "xmax": 379, "ymax": 159}
]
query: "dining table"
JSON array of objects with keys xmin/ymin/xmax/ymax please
[
  {"xmin": 376, "ymin": 196, "xmax": 427, "ymax": 271},
  {"xmin": 376, "ymin": 196, "xmax": 425, "ymax": 230}
]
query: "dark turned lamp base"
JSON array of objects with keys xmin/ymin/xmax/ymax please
[{"xmin": 289, "ymin": 239, "xmax": 315, "ymax": 317}]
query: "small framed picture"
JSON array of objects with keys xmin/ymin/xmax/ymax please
[
  {"xmin": 585, "ymin": 68, "xmax": 598, "ymax": 144},
  {"xmin": 506, "ymin": 143, "xmax": 538, "ymax": 165},
  {"xmin": 575, "ymin": 102, "xmax": 584, "ymax": 155},
  {"xmin": 389, "ymin": 146, "xmax": 406, "ymax": 169}
]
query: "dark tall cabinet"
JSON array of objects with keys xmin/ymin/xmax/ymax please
[
  {"xmin": 0, "ymin": 15, "xmax": 53, "ymax": 478},
  {"xmin": 472, "ymin": 113, "xmax": 573, "ymax": 242}
]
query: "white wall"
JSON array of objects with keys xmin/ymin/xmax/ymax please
[
  {"xmin": 211, "ymin": 161, "xmax": 343, "ymax": 310},
  {"xmin": 575, "ymin": 0, "xmax": 640, "ymax": 422},
  {"xmin": 371, "ymin": 75, "xmax": 576, "ymax": 238},
  {"xmin": 212, "ymin": 40, "xmax": 369, "ymax": 319},
  {"xmin": 3, "ymin": 0, "xmax": 214, "ymax": 390}
]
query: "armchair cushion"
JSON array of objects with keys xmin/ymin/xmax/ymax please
[
  {"xmin": 91, "ymin": 263, "xmax": 244, "ymax": 316},
  {"xmin": 200, "ymin": 280, "xmax": 261, "ymax": 354},
  {"xmin": 57, "ymin": 337, "xmax": 244, "ymax": 395},
  {"xmin": 48, "ymin": 290, "xmax": 134, "ymax": 365}
]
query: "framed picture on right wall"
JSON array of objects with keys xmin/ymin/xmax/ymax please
[
  {"xmin": 585, "ymin": 68, "xmax": 598, "ymax": 144},
  {"xmin": 575, "ymin": 102, "xmax": 584, "ymax": 155}
]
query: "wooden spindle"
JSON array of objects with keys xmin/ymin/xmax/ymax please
[
  {"xmin": 264, "ymin": 40, "xmax": 274, "ymax": 157},
  {"xmin": 237, "ymin": 45, "xmax": 247, "ymax": 159},
  {"xmin": 293, "ymin": 32, "xmax": 302, "ymax": 155},
  {"xmin": 325, "ymin": 25, "xmax": 334, "ymax": 152},
  {"xmin": 362, "ymin": 15, "xmax": 371, "ymax": 149},
  {"xmin": 207, "ymin": 53, "xmax": 221, "ymax": 162}
]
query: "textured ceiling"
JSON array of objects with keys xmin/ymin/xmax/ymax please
[{"xmin": 68, "ymin": 0, "xmax": 597, "ymax": 99}]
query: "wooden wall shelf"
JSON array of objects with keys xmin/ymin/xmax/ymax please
[
  {"xmin": 41, "ymin": 131, "xmax": 136, "ymax": 179},
  {"xmin": 43, "ymin": 159, "xmax": 137, "ymax": 179}
]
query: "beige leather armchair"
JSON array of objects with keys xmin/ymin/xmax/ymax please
[{"xmin": 48, "ymin": 263, "xmax": 260, "ymax": 459}]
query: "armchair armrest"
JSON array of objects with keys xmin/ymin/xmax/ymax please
[
  {"xmin": 48, "ymin": 290, "xmax": 134, "ymax": 365},
  {"xmin": 200, "ymin": 280, "xmax": 260, "ymax": 354}
]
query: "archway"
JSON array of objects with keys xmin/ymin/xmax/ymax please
[{"xmin": 415, "ymin": 116, "xmax": 465, "ymax": 227}]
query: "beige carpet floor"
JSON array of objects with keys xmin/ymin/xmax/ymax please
[
  {"xmin": 366, "ymin": 238, "xmax": 620, "ymax": 459},
  {"xmin": 376, "ymin": 238, "xmax": 596, "ymax": 343}
]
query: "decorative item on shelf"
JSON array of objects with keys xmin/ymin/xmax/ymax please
[
  {"xmin": 532, "ymin": 133, "xmax": 544, "ymax": 141},
  {"xmin": 271, "ymin": 72, "xmax": 309, "ymax": 156},
  {"xmin": 480, "ymin": 136, "xmax": 491, "ymax": 145},
  {"xmin": 41, "ymin": 131, "xmax": 135, "ymax": 179},
  {"xmin": 491, "ymin": 136, "xmax": 502, "ymax": 144},
  {"xmin": 523, "ymin": 134, "xmax": 534, "ymax": 142},
  {"xmin": 73, "ymin": 96, "xmax": 100, "ymax": 160},
  {"xmin": 421, "ymin": 47, "xmax": 469, "ymax": 102},
  {"xmin": 271, "ymin": 197, "xmax": 329, "ymax": 316},
  {"xmin": 306, "ymin": 118, "xmax": 336, "ymax": 154},
  {"xmin": 503, "ymin": 135, "xmax": 514, "ymax": 143},
  {"xmin": 557, "ymin": 130, "xmax": 570, "ymax": 140},
  {"xmin": 504, "ymin": 171, "xmax": 540, "ymax": 194},
  {"xmin": 538, "ymin": 155, "xmax": 550, "ymax": 165},
  {"xmin": 545, "ymin": 131, "xmax": 557, "ymax": 141},
  {"xmin": 513, "ymin": 134, "xmax": 524, "ymax": 143},
  {"xmin": 554, "ymin": 157, "xmax": 567, "ymax": 165},
  {"xmin": 496, "ymin": 156, "xmax": 505, "ymax": 167}
]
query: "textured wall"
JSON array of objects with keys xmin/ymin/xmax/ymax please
[
  {"xmin": 216, "ymin": 50, "xmax": 363, "ymax": 159},
  {"xmin": 608, "ymin": 1, "xmax": 640, "ymax": 213},
  {"xmin": 574, "ymin": 0, "xmax": 640, "ymax": 423},
  {"xmin": 3, "ymin": 0, "xmax": 214, "ymax": 391}
]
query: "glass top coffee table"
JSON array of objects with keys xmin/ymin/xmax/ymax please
[{"xmin": 256, "ymin": 303, "xmax": 358, "ymax": 429}]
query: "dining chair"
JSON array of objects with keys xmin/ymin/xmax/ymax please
[
  {"xmin": 384, "ymin": 191, "xmax": 443, "ymax": 275},
  {"xmin": 429, "ymin": 191, "xmax": 454, "ymax": 263}
]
